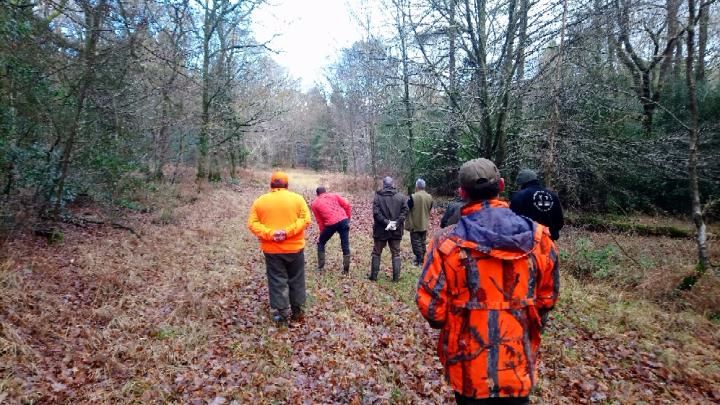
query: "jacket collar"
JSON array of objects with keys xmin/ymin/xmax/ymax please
[
  {"xmin": 521, "ymin": 180, "xmax": 541, "ymax": 190},
  {"xmin": 453, "ymin": 199, "xmax": 538, "ymax": 255}
]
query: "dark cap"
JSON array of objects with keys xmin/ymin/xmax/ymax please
[{"xmin": 458, "ymin": 158, "xmax": 501, "ymax": 190}]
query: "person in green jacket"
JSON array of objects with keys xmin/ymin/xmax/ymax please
[{"xmin": 407, "ymin": 178, "xmax": 433, "ymax": 266}]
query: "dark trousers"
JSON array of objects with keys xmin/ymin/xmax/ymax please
[
  {"xmin": 372, "ymin": 239, "xmax": 401, "ymax": 258},
  {"xmin": 410, "ymin": 231, "xmax": 427, "ymax": 261},
  {"xmin": 455, "ymin": 393, "xmax": 529, "ymax": 405},
  {"xmin": 264, "ymin": 250, "xmax": 306, "ymax": 310},
  {"xmin": 318, "ymin": 219, "xmax": 350, "ymax": 255}
]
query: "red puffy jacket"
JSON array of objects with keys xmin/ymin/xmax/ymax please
[{"xmin": 310, "ymin": 193, "xmax": 351, "ymax": 232}]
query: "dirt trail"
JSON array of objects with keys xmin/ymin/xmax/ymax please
[
  {"xmin": 1, "ymin": 177, "xmax": 719, "ymax": 403},
  {"xmin": 1, "ymin": 182, "xmax": 447, "ymax": 403}
]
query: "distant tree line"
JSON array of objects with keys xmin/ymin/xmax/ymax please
[
  {"xmin": 1, "ymin": 0, "xmax": 718, "ymax": 267},
  {"xmin": 1, "ymin": 0, "xmax": 287, "ymax": 219},
  {"xmin": 279, "ymin": 0, "xmax": 719, "ymax": 221}
]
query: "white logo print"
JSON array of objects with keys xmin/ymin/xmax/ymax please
[{"xmin": 533, "ymin": 190, "xmax": 554, "ymax": 212}]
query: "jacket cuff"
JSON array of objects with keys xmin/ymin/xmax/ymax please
[{"xmin": 428, "ymin": 319, "xmax": 445, "ymax": 329}]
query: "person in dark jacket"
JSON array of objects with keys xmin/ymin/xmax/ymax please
[
  {"xmin": 440, "ymin": 187, "xmax": 464, "ymax": 228},
  {"xmin": 510, "ymin": 169, "xmax": 564, "ymax": 240},
  {"xmin": 370, "ymin": 176, "xmax": 409, "ymax": 282}
]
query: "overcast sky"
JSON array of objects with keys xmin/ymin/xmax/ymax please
[{"xmin": 252, "ymin": 0, "xmax": 368, "ymax": 91}]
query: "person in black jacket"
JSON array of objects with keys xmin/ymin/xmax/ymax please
[
  {"xmin": 440, "ymin": 188, "xmax": 464, "ymax": 228},
  {"xmin": 370, "ymin": 176, "xmax": 409, "ymax": 282},
  {"xmin": 510, "ymin": 169, "xmax": 564, "ymax": 240}
]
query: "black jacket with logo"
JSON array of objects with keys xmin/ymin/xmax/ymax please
[{"xmin": 510, "ymin": 180, "xmax": 564, "ymax": 240}]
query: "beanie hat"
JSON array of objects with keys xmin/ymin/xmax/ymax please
[{"xmin": 516, "ymin": 169, "xmax": 538, "ymax": 186}]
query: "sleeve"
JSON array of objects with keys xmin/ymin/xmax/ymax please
[
  {"xmin": 416, "ymin": 236, "xmax": 449, "ymax": 329},
  {"xmin": 398, "ymin": 196, "xmax": 409, "ymax": 222},
  {"xmin": 373, "ymin": 195, "xmax": 389, "ymax": 225},
  {"xmin": 440, "ymin": 205, "xmax": 452, "ymax": 228},
  {"xmin": 552, "ymin": 193, "xmax": 564, "ymax": 237},
  {"xmin": 310, "ymin": 201, "xmax": 325, "ymax": 233},
  {"xmin": 284, "ymin": 194, "xmax": 311, "ymax": 237},
  {"xmin": 337, "ymin": 194, "xmax": 351, "ymax": 219},
  {"xmin": 247, "ymin": 200, "xmax": 273, "ymax": 240},
  {"xmin": 509, "ymin": 192, "xmax": 521, "ymax": 213},
  {"xmin": 535, "ymin": 233, "xmax": 560, "ymax": 310}
]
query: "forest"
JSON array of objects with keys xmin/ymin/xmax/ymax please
[{"xmin": 1, "ymin": 0, "xmax": 719, "ymax": 403}]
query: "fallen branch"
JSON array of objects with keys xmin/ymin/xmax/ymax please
[{"xmin": 61, "ymin": 215, "xmax": 140, "ymax": 238}]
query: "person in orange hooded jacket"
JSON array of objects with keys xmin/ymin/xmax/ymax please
[
  {"xmin": 248, "ymin": 171, "xmax": 311, "ymax": 324},
  {"xmin": 417, "ymin": 158, "xmax": 559, "ymax": 404}
]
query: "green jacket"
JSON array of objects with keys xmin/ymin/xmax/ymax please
[{"xmin": 407, "ymin": 190, "xmax": 433, "ymax": 232}]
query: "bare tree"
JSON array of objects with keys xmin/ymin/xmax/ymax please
[
  {"xmin": 685, "ymin": 0, "xmax": 710, "ymax": 274},
  {"xmin": 610, "ymin": 0, "xmax": 686, "ymax": 136}
]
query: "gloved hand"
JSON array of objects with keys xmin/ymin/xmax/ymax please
[
  {"xmin": 385, "ymin": 221, "xmax": 397, "ymax": 231},
  {"xmin": 272, "ymin": 230, "xmax": 287, "ymax": 242}
]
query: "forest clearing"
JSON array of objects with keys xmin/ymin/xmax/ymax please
[{"xmin": 1, "ymin": 170, "xmax": 718, "ymax": 403}]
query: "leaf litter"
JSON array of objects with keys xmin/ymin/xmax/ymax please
[{"xmin": 0, "ymin": 177, "xmax": 718, "ymax": 403}]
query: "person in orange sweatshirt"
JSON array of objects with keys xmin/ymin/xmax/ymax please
[
  {"xmin": 248, "ymin": 171, "xmax": 311, "ymax": 324},
  {"xmin": 417, "ymin": 159, "xmax": 559, "ymax": 404}
]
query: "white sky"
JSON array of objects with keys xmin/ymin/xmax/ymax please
[{"xmin": 252, "ymin": 0, "xmax": 368, "ymax": 91}]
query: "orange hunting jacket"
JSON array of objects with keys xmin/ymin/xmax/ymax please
[
  {"xmin": 417, "ymin": 199, "xmax": 559, "ymax": 399},
  {"xmin": 247, "ymin": 188, "xmax": 311, "ymax": 254}
]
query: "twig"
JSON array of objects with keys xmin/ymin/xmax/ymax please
[
  {"xmin": 608, "ymin": 231, "xmax": 643, "ymax": 269},
  {"xmin": 62, "ymin": 215, "xmax": 140, "ymax": 238}
]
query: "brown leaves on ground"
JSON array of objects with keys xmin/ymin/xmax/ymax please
[{"xmin": 1, "ymin": 172, "xmax": 719, "ymax": 403}]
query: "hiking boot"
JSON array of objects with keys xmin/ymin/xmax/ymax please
[
  {"xmin": 342, "ymin": 254, "xmax": 351, "ymax": 274},
  {"xmin": 392, "ymin": 257, "xmax": 402, "ymax": 282},
  {"xmin": 272, "ymin": 308, "xmax": 292, "ymax": 325},
  {"xmin": 369, "ymin": 254, "xmax": 380, "ymax": 281},
  {"xmin": 291, "ymin": 306, "xmax": 305, "ymax": 323},
  {"xmin": 317, "ymin": 250, "xmax": 326, "ymax": 272}
]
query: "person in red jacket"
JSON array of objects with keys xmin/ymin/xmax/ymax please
[{"xmin": 310, "ymin": 186, "xmax": 352, "ymax": 274}]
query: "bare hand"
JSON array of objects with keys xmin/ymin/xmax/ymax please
[{"xmin": 272, "ymin": 230, "xmax": 287, "ymax": 242}]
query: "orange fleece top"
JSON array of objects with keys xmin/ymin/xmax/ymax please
[{"xmin": 247, "ymin": 188, "xmax": 311, "ymax": 254}]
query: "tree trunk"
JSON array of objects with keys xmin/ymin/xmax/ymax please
[
  {"xmin": 697, "ymin": 2, "xmax": 709, "ymax": 82},
  {"xmin": 666, "ymin": 0, "xmax": 681, "ymax": 78},
  {"xmin": 197, "ymin": 2, "xmax": 212, "ymax": 180},
  {"xmin": 544, "ymin": 0, "xmax": 567, "ymax": 188},
  {"xmin": 443, "ymin": 0, "xmax": 460, "ymax": 193},
  {"xmin": 397, "ymin": 0, "xmax": 415, "ymax": 185},
  {"xmin": 685, "ymin": 0, "xmax": 710, "ymax": 274},
  {"xmin": 154, "ymin": 92, "xmax": 172, "ymax": 180},
  {"xmin": 208, "ymin": 150, "xmax": 221, "ymax": 182},
  {"xmin": 492, "ymin": 0, "xmax": 519, "ymax": 168},
  {"xmin": 52, "ymin": 0, "xmax": 106, "ymax": 219},
  {"xmin": 229, "ymin": 148, "xmax": 239, "ymax": 180},
  {"xmin": 515, "ymin": 0, "xmax": 528, "ymax": 82},
  {"xmin": 462, "ymin": 0, "xmax": 493, "ymax": 157}
]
